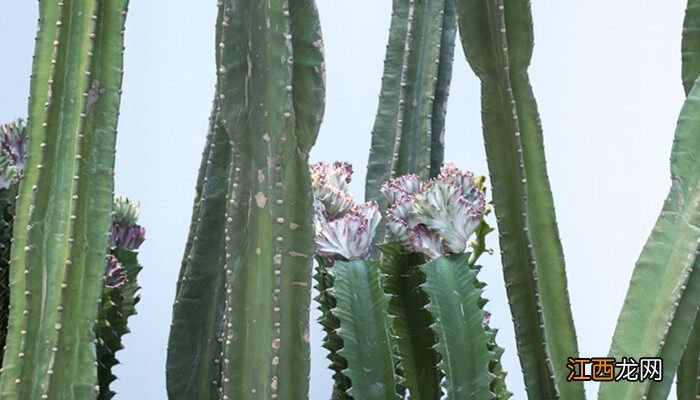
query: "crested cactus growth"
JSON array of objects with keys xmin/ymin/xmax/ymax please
[
  {"xmin": 167, "ymin": 0, "xmax": 326, "ymax": 398},
  {"xmin": 365, "ymin": 0, "xmax": 458, "ymax": 241},
  {"xmin": 454, "ymin": 1, "xmax": 583, "ymax": 398},
  {"xmin": 0, "ymin": 0, "xmax": 130, "ymax": 397},
  {"xmin": 313, "ymin": 161, "xmax": 508, "ymax": 399},
  {"xmin": 96, "ymin": 197, "xmax": 145, "ymax": 400}
]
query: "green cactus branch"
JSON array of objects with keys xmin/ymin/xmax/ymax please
[
  {"xmin": 167, "ymin": 100, "xmax": 230, "ymax": 400},
  {"xmin": 421, "ymin": 253, "xmax": 495, "ymax": 399},
  {"xmin": 0, "ymin": 1, "xmax": 128, "ymax": 398},
  {"xmin": 212, "ymin": 0, "xmax": 325, "ymax": 398},
  {"xmin": 331, "ymin": 260, "xmax": 400, "ymax": 400},
  {"xmin": 365, "ymin": 0, "xmax": 457, "ymax": 220},
  {"xmin": 598, "ymin": 79, "xmax": 700, "ymax": 399},
  {"xmin": 378, "ymin": 243, "xmax": 441, "ymax": 400},
  {"xmin": 454, "ymin": 1, "xmax": 582, "ymax": 398},
  {"xmin": 683, "ymin": 0, "xmax": 700, "ymax": 95},
  {"xmin": 676, "ymin": 314, "xmax": 700, "ymax": 399}
]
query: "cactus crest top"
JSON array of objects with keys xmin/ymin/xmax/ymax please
[
  {"xmin": 312, "ymin": 162, "xmax": 381, "ymax": 261},
  {"xmin": 0, "ymin": 119, "xmax": 27, "ymax": 189},
  {"xmin": 383, "ymin": 162, "xmax": 487, "ymax": 259}
]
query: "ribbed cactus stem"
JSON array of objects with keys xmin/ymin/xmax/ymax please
[
  {"xmin": 0, "ymin": 1, "xmax": 129, "ymax": 398},
  {"xmin": 214, "ymin": 0, "xmax": 325, "ymax": 398},
  {"xmin": 365, "ymin": 0, "xmax": 457, "ymax": 243},
  {"xmin": 167, "ymin": 100, "xmax": 230, "ymax": 399},
  {"xmin": 454, "ymin": 1, "xmax": 582, "ymax": 398}
]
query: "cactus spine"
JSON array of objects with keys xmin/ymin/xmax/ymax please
[
  {"xmin": 453, "ymin": 1, "xmax": 583, "ymax": 398},
  {"xmin": 0, "ymin": 0, "xmax": 129, "ymax": 398}
]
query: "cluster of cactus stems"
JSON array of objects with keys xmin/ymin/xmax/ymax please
[
  {"xmin": 5, "ymin": 0, "xmax": 700, "ymax": 398},
  {"xmin": 312, "ymin": 161, "xmax": 511, "ymax": 399}
]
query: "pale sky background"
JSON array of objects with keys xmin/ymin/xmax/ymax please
[{"xmin": 0, "ymin": 1, "xmax": 688, "ymax": 399}]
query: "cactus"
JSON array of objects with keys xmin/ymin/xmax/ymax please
[
  {"xmin": 96, "ymin": 197, "xmax": 145, "ymax": 400},
  {"xmin": 365, "ymin": 0, "xmax": 457, "ymax": 238},
  {"xmin": 167, "ymin": 0, "xmax": 325, "ymax": 398},
  {"xmin": 0, "ymin": 120, "xmax": 27, "ymax": 368},
  {"xmin": 676, "ymin": 315, "xmax": 700, "ymax": 399},
  {"xmin": 313, "ymin": 162, "xmax": 508, "ymax": 399},
  {"xmin": 0, "ymin": 0, "xmax": 129, "ymax": 397},
  {"xmin": 683, "ymin": 0, "xmax": 700, "ymax": 94},
  {"xmin": 454, "ymin": 1, "xmax": 583, "ymax": 398},
  {"xmin": 166, "ymin": 99, "xmax": 230, "ymax": 399}
]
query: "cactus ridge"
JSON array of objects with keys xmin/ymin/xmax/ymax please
[
  {"xmin": 0, "ymin": 1, "xmax": 128, "ymax": 398},
  {"xmin": 454, "ymin": 0, "xmax": 583, "ymax": 398},
  {"xmin": 331, "ymin": 260, "xmax": 401, "ymax": 400},
  {"xmin": 365, "ymin": 0, "xmax": 457, "ymax": 242}
]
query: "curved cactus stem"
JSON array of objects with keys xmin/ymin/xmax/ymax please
[
  {"xmin": 454, "ymin": 1, "xmax": 582, "ymax": 398},
  {"xmin": 166, "ymin": 101, "xmax": 230, "ymax": 400},
  {"xmin": 684, "ymin": 0, "xmax": 700, "ymax": 95},
  {"xmin": 377, "ymin": 243, "xmax": 441, "ymax": 400},
  {"xmin": 175, "ymin": 103, "xmax": 218, "ymax": 294},
  {"xmin": 331, "ymin": 260, "xmax": 400, "ymax": 400},
  {"xmin": 0, "ymin": 1, "xmax": 128, "ymax": 398},
  {"xmin": 677, "ymin": 313, "xmax": 700, "ymax": 400},
  {"xmin": 420, "ymin": 253, "xmax": 496, "ymax": 399},
  {"xmin": 365, "ymin": 0, "xmax": 457, "ymax": 234},
  {"xmin": 598, "ymin": 79, "xmax": 700, "ymax": 399},
  {"xmin": 314, "ymin": 257, "xmax": 352, "ymax": 399},
  {"xmin": 96, "ymin": 248, "xmax": 142, "ymax": 400},
  {"xmin": 215, "ymin": 0, "xmax": 325, "ymax": 398}
]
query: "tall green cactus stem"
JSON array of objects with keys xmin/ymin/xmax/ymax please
[
  {"xmin": 683, "ymin": 0, "xmax": 700, "ymax": 94},
  {"xmin": 331, "ymin": 260, "xmax": 400, "ymax": 400},
  {"xmin": 378, "ymin": 243, "xmax": 441, "ymax": 400},
  {"xmin": 677, "ymin": 314, "xmax": 700, "ymax": 399},
  {"xmin": 216, "ymin": 0, "xmax": 325, "ymax": 398},
  {"xmin": 421, "ymin": 254, "xmax": 495, "ymax": 399},
  {"xmin": 454, "ymin": 1, "xmax": 582, "ymax": 398},
  {"xmin": 167, "ymin": 101, "xmax": 231, "ymax": 399},
  {"xmin": 0, "ymin": 0, "xmax": 129, "ymax": 398},
  {"xmin": 598, "ymin": 80, "xmax": 700, "ymax": 399},
  {"xmin": 365, "ymin": 0, "xmax": 456, "ymax": 218}
]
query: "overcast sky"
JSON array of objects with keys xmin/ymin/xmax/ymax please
[{"xmin": 0, "ymin": 1, "xmax": 688, "ymax": 399}]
